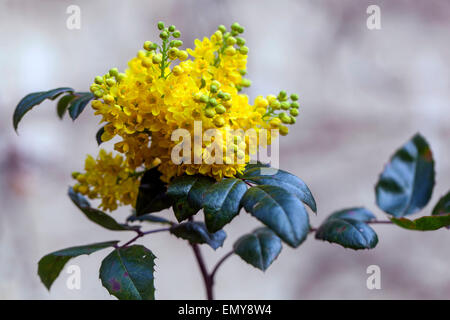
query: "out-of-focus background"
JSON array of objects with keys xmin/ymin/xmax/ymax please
[{"xmin": 0, "ymin": 0, "xmax": 449, "ymax": 299}]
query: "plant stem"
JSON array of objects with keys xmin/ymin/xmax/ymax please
[
  {"xmin": 191, "ymin": 243, "xmax": 214, "ymax": 300},
  {"xmin": 210, "ymin": 251, "xmax": 233, "ymax": 281},
  {"xmin": 120, "ymin": 227, "xmax": 172, "ymax": 248}
]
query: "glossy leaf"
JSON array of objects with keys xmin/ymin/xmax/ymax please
[
  {"xmin": 167, "ymin": 175, "xmax": 215, "ymax": 222},
  {"xmin": 56, "ymin": 94, "xmax": 75, "ymax": 119},
  {"xmin": 170, "ymin": 221, "xmax": 226, "ymax": 250},
  {"xmin": 38, "ymin": 241, "xmax": 118, "ymax": 290},
  {"xmin": 376, "ymin": 133, "xmax": 435, "ymax": 217},
  {"xmin": 391, "ymin": 215, "xmax": 450, "ymax": 231},
  {"xmin": 13, "ymin": 87, "xmax": 74, "ymax": 131},
  {"xmin": 68, "ymin": 187, "xmax": 136, "ymax": 231},
  {"xmin": 100, "ymin": 245, "xmax": 156, "ymax": 300},
  {"xmin": 96, "ymin": 126, "xmax": 106, "ymax": 145},
  {"xmin": 326, "ymin": 207, "xmax": 376, "ymax": 222},
  {"xmin": 241, "ymin": 185, "xmax": 309, "ymax": 247},
  {"xmin": 68, "ymin": 92, "xmax": 94, "ymax": 120},
  {"xmin": 315, "ymin": 208, "xmax": 378, "ymax": 250},
  {"xmin": 432, "ymin": 191, "xmax": 450, "ymax": 216},
  {"xmin": 127, "ymin": 213, "xmax": 174, "ymax": 226},
  {"xmin": 135, "ymin": 168, "xmax": 172, "ymax": 216},
  {"xmin": 233, "ymin": 227, "xmax": 282, "ymax": 271},
  {"xmin": 240, "ymin": 167, "xmax": 316, "ymax": 213},
  {"xmin": 203, "ymin": 178, "xmax": 248, "ymax": 233}
]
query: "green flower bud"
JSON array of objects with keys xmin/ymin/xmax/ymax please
[
  {"xmin": 109, "ymin": 68, "xmax": 119, "ymax": 77},
  {"xmin": 152, "ymin": 54, "xmax": 162, "ymax": 64},
  {"xmin": 239, "ymin": 46, "xmax": 249, "ymax": 54},
  {"xmin": 222, "ymin": 92, "xmax": 231, "ymax": 100},
  {"xmin": 106, "ymin": 78, "xmax": 116, "ymax": 86},
  {"xmin": 168, "ymin": 25, "xmax": 176, "ymax": 32},
  {"xmin": 143, "ymin": 41, "xmax": 153, "ymax": 51},
  {"xmin": 280, "ymin": 101, "xmax": 290, "ymax": 110},
  {"xmin": 231, "ymin": 22, "xmax": 241, "ymax": 32},
  {"xmin": 237, "ymin": 26, "xmax": 244, "ymax": 33},
  {"xmin": 117, "ymin": 73, "xmax": 126, "ymax": 82},
  {"xmin": 290, "ymin": 116, "xmax": 296, "ymax": 124},
  {"xmin": 270, "ymin": 100, "xmax": 281, "ymax": 109},
  {"xmin": 168, "ymin": 47, "xmax": 179, "ymax": 59},
  {"xmin": 93, "ymin": 90, "xmax": 103, "ymax": 98},
  {"xmin": 226, "ymin": 36, "xmax": 237, "ymax": 46},
  {"xmin": 172, "ymin": 30, "xmax": 181, "ymax": 38},
  {"xmin": 239, "ymin": 69, "xmax": 247, "ymax": 76},
  {"xmin": 209, "ymin": 98, "xmax": 218, "ymax": 106},
  {"xmin": 241, "ymin": 78, "xmax": 252, "ymax": 87},
  {"xmin": 200, "ymin": 94, "xmax": 209, "ymax": 103},
  {"xmin": 218, "ymin": 25, "xmax": 226, "ymax": 33},
  {"xmin": 290, "ymin": 93, "xmax": 299, "ymax": 101},
  {"xmin": 170, "ymin": 40, "xmax": 183, "ymax": 47},
  {"xmin": 290, "ymin": 108, "xmax": 299, "ymax": 116},
  {"xmin": 211, "ymin": 80, "xmax": 221, "ymax": 88},
  {"xmin": 279, "ymin": 125, "xmax": 289, "ymax": 136},
  {"xmin": 217, "ymin": 91, "xmax": 225, "ymax": 99},
  {"xmin": 157, "ymin": 21, "xmax": 165, "ymax": 30},
  {"xmin": 205, "ymin": 108, "xmax": 216, "ymax": 118},
  {"xmin": 213, "ymin": 116, "xmax": 225, "ymax": 127},
  {"xmin": 290, "ymin": 101, "xmax": 299, "ymax": 108},
  {"xmin": 71, "ymin": 171, "xmax": 80, "ymax": 179},
  {"xmin": 236, "ymin": 37, "xmax": 246, "ymax": 46},
  {"xmin": 94, "ymin": 76, "xmax": 104, "ymax": 84},
  {"xmin": 210, "ymin": 84, "xmax": 218, "ymax": 93},
  {"xmin": 230, "ymin": 31, "xmax": 239, "ymax": 37},
  {"xmin": 236, "ymin": 84, "xmax": 242, "ymax": 92},
  {"xmin": 279, "ymin": 112, "xmax": 291, "ymax": 124},
  {"xmin": 215, "ymin": 104, "xmax": 226, "ymax": 114},
  {"xmin": 159, "ymin": 31, "xmax": 169, "ymax": 40}
]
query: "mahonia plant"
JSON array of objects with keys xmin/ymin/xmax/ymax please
[{"xmin": 13, "ymin": 21, "xmax": 450, "ymax": 300}]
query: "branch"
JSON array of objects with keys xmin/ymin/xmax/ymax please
[
  {"xmin": 210, "ymin": 251, "xmax": 234, "ymax": 281},
  {"xmin": 120, "ymin": 227, "xmax": 172, "ymax": 248},
  {"xmin": 190, "ymin": 243, "xmax": 214, "ymax": 300}
]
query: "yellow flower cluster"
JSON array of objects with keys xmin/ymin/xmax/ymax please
[
  {"xmin": 72, "ymin": 150, "xmax": 140, "ymax": 211},
  {"xmin": 73, "ymin": 22, "xmax": 301, "ymax": 211}
]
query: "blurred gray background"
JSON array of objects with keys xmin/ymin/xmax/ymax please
[{"xmin": 0, "ymin": 0, "xmax": 449, "ymax": 299}]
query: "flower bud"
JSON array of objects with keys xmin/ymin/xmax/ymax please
[
  {"xmin": 239, "ymin": 69, "xmax": 247, "ymax": 76},
  {"xmin": 279, "ymin": 125, "xmax": 289, "ymax": 136},
  {"xmin": 217, "ymin": 91, "xmax": 225, "ymax": 99},
  {"xmin": 241, "ymin": 78, "xmax": 252, "ymax": 87},
  {"xmin": 226, "ymin": 36, "xmax": 237, "ymax": 46},
  {"xmin": 168, "ymin": 25, "xmax": 176, "ymax": 32},
  {"xmin": 94, "ymin": 76, "xmax": 104, "ymax": 84},
  {"xmin": 93, "ymin": 90, "xmax": 104, "ymax": 98},
  {"xmin": 117, "ymin": 73, "xmax": 126, "ymax": 82},
  {"xmin": 224, "ymin": 46, "xmax": 236, "ymax": 56},
  {"xmin": 231, "ymin": 22, "xmax": 241, "ymax": 32},
  {"xmin": 269, "ymin": 118, "xmax": 282, "ymax": 127},
  {"xmin": 71, "ymin": 171, "xmax": 80, "ymax": 179},
  {"xmin": 210, "ymin": 84, "xmax": 218, "ymax": 93},
  {"xmin": 157, "ymin": 21, "xmax": 165, "ymax": 30},
  {"xmin": 106, "ymin": 78, "xmax": 116, "ymax": 87},
  {"xmin": 279, "ymin": 112, "xmax": 291, "ymax": 124},
  {"xmin": 222, "ymin": 92, "xmax": 231, "ymax": 101},
  {"xmin": 170, "ymin": 40, "xmax": 183, "ymax": 47},
  {"xmin": 290, "ymin": 116, "xmax": 296, "ymax": 124},
  {"xmin": 200, "ymin": 94, "xmax": 209, "ymax": 103},
  {"xmin": 290, "ymin": 93, "xmax": 299, "ymax": 101},
  {"xmin": 168, "ymin": 47, "xmax": 179, "ymax": 60},
  {"xmin": 236, "ymin": 37, "xmax": 246, "ymax": 46},
  {"xmin": 152, "ymin": 54, "xmax": 162, "ymax": 64},
  {"xmin": 215, "ymin": 104, "xmax": 226, "ymax": 114},
  {"xmin": 218, "ymin": 25, "xmax": 226, "ymax": 33},
  {"xmin": 239, "ymin": 46, "xmax": 249, "ymax": 55},
  {"xmin": 237, "ymin": 150, "xmax": 245, "ymax": 159},
  {"xmin": 205, "ymin": 108, "xmax": 216, "ymax": 118},
  {"xmin": 270, "ymin": 100, "xmax": 281, "ymax": 110},
  {"xmin": 143, "ymin": 41, "xmax": 153, "ymax": 51},
  {"xmin": 159, "ymin": 31, "xmax": 169, "ymax": 40},
  {"xmin": 281, "ymin": 101, "xmax": 290, "ymax": 110},
  {"xmin": 290, "ymin": 108, "xmax": 299, "ymax": 116},
  {"xmin": 173, "ymin": 65, "xmax": 183, "ymax": 76},
  {"xmin": 177, "ymin": 50, "xmax": 189, "ymax": 61},
  {"xmin": 209, "ymin": 98, "xmax": 218, "ymax": 106},
  {"xmin": 213, "ymin": 116, "xmax": 225, "ymax": 127},
  {"xmin": 172, "ymin": 30, "xmax": 181, "ymax": 38},
  {"xmin": 278, "ymin": 90, "xmax": 288, "ymax": 101},
  {"xmin": 103, "ymin": 94, "xmax": 114, "ymax": 104}
]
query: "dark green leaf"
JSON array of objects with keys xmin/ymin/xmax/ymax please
[
  {"xmin": 100, "ymin": 245, "xmax": 156, "ymax": 300},
  {"xmin": 241, "ymin": 185, "xmax": 309, "ymax": 247},
  {"xmin": 326, "ymin": 207, "xmax": 376, "ymax": 222},
  {"xmin": 13, "ymin": 87, "xmax": 74, "ymax": 131},
  {"xmin": 432, "ymin": 191, "xmax": 450, "ymax": 216},
  {"xmin": 233, "ymin": 227, "xmax": 282, "ymax": 271},
  {"xmin": 170, "ymin": 221, "xmax": 226, "ymax": 250},
  {"xmin": 96, "ymin": 125, "xmax": 106, "ymax": 145},
  {"xmin": 68, "ymin": 187, "xmax": 136, "ymax": 231},
  {"xmin": 315, "ymin": 208, "xmax": 378, "ymax": 249},
  {"xmin": 203, "ymin": 178, "xmax": 248, "ymax": 233},
  {"xmin": 167, "ymin": 175, "xmax": 215, "ymax": 222},
  {"xmin": 391, "ymin": 215, "xmax": 450, "ymax": 231},
  {"xmin": 240, "ymin": 167, "xmax": 316, "ymax": 213},
  {"xmin": 127, "ymin": 212, "xmax": 174, "ymax": 226},
  {"xmin": 135, "ymin": 167, "xmax": 172, "ymax": 216},
  {"xmin": 68, "ymin": 92, "xmax": 94, "ymax": 120},
  {"xmin": 38, "ymin": 241, "xmax": 118, "ymax": 290},
  {"xmin": 376, "ymin": 133, "xmax": 435, "ymax": 217},
  {"xmin": 57, "ymin": 94, "xmax": 76, "ymax": 119}
]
